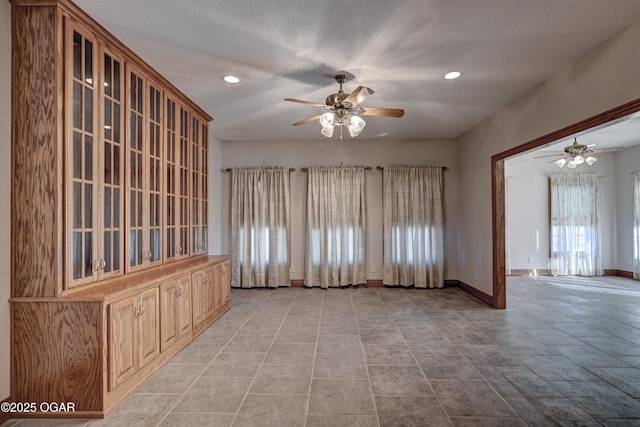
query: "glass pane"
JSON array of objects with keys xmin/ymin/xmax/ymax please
[
  {"xmin": 114, "ymin": 189, "xmax": 120, "ymax": 227},
  {"xmin": 137, "ymin": 116, "xmax": 142, "ymax": 149},
  {"xmin": 73, "ymin": 132, "xmax": 82, "ymax": 179},
  {"xmin": 137, "ymin": 189, "xmax": 142, "ymax": 227},
  {"xmin": 104, "ymin": 231, "xmax": 112, "ymax": 273},
  {"xmin": 84, "ymin": 87, "xmax": 93, "ymax": 132},
  {"xmin": 130, "ymin": 74, "xmax": 136, "ymax": 111},
  {"xmin": 104, "ymin": 187, "xmax": 111, "ymax": 228},
  {"xmin": 129, "ymin": 230, "xmax": 136, "ymax": 266},
  {"xmin": 192, "ymin": 228, "xmax": 198, "ymax": 252},
  {"xmin": 137, "ymin": 230, "xmax": 143, "ymax": 265},
  {"xmin": 152, "ymin": 229, "xmax": 160, "ymax": 261},
  {"xmin": 202, "ymin": 226, "xmax": 208, "ymax": 251},
  {"xmin": 73, "ymin": 32, "xmax": 81, "ymax": 80},
  {"xmin": 113, "ymin": 146, "xmax": 120, "ymax": 185},
  {"xmin": 73, "ymin": 82, "xmax": 82, "ymax": 129},
  {"xmin": 113, "ymin": 61, "xmax": 120, "ymax": 101},
  {"xmin": 73, "ymin": 182, "xmax": 82, "ymax": 228},
  {"xmin": 73, "ymin": 232, "xmax": 82, "ymax": 279},
  {"xmin": 84, "ymin": 231, "xmax": 93, "ymax": 277},
  {"xmin": 113, "ymin": 231, "xmax": 120, "ymax": 271},
  {"xmin": 137, "ymin": 80, "xmax": 142, "ymax": 112},
  {"xmin": 104, "ymin": 100, "xmax": 112, "ymax": 141},
  {"xmin": 130, "ymin": 190, "xmax": 136, "ymax": 226},
  {"xmin": 113, "ymin": 103, "xmax": 121, "ymax": 143},
  {"xmin": 104, "ymin": 55, "xmax": 112, "ymax": 97},
  {"xmin": 130, "ymin": 113, "xmax": 136, "ymax": 150},
  {"xmin": 104, "ymin": 142, "xmax": 112, "ymax": 185},
  {"xmin": 84, "ymin": 39, "xmax": 93, "ymax": 85},
  {"xmin": 84, "ymin": 183, "xmax": 92, "ymax": 228},
  {"xmin": 137, "ymin": 153, "xmax": 143, "ymax": 190},
  {"xmin": 84, "ymin": 136, "xmax": 93, "ymax": 178},
  {"xmin": 130, "ymin": 148, "xmax": 136, "ymax": 187}
]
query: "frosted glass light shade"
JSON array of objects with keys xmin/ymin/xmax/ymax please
[
  {"xmin": 555, "ymin": 158, "xmax": 567, "ymax": 168},
  {"xmin": 348, "ymin": 115, "xmax": 366, "ymax": 137},
  {"xmin": 573, "ymin": 155, "xmax": 584, "ymax": 165},
  {"xmin": 319, "ymin": 112, "xmax": 335, "ymax": 128},
  {"xmin": 585, "ymin": 156, "xmax": 597, "ymax": 165},
  {"xmin": 567, "ymin": 160, "xmax": 577, "ymax": 169},
  {"xmin": 320, "ymin": 125, "xmax": 334, "ymax": 138}
]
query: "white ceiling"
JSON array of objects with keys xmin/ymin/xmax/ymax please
[{"xmin": 74, "ymin": 0, "xmax": 640, "ymax": 142}]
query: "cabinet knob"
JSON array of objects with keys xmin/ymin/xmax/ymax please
[
  {"xmin": 101, "ymin": 258, "xmax": 107, "ymax": 270},
  {"xmin": 93, "ymin": 259, "xmax": 99, "ymax": 271}
]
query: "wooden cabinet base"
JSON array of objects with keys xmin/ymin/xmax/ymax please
[{"xmin": 10, "ymin": 256, "xmax": 230, "ymax": 419}]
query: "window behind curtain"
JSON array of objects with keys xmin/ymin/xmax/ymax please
[
  {"xmin": 231, "ymin": 167, "xmax": 290, "ymax": 288},
  {"xmin": 304, "ymin": 166, "xmax": 366, "ymax": 288},
  {"xmin": 382, "ymin": 165, "xmax": 444, "ymax": 288},
  {"xmin": 549, "ymin": 174, "xmax": 602, "ymax": 276}
]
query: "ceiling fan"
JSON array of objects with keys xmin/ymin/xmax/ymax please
[
  {"xmin": 534, "ymin": 138, "xmax": 608, "ymax": 168},
  {"xmin": 284, "ymin": 74, "xmax": 404, "ymax": 138}
]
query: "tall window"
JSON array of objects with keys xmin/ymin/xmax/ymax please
[
  {"xmin": 231, "ymin": 167, "xmax": 290, "ymax": 288},
  {"xmin": 382, "ymin": 166, "xmax": 444, "ymax": 288},
  {"xmin": 633, "ymin": 171, "xmax": 640, "ymax": 280},
  {"xmin": 305, "ymin": 167, "xmax": 366, "ymax": 288},
  {"xmin": 549, "ymin": 174, "xmax": 602, "ymax": 276}
]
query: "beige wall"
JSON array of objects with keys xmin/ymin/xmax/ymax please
[
  {"xmin": 1, "ymin": 0, "xmax": 11, "ymax": 399},
  {"xmin": 208, "ymin": 135, "xmax": 223, "ymax": 255},
  {"xmin": 458, "ymin": 19, "xmax": 640, "ymax": 296},
  {"xmin": 220, "ymin": 138, "xmax": 459, "ymax": 282}
]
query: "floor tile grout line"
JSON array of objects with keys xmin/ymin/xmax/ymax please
[
  {"xmin": 302, "ymin": 289, "xmax": 322, "ymax": 427},
  {"xmin": 229, "ymin": 287, "xmax": 301, "ymax": 427},
  {"xmin": 155, "ymin": 288, "xmax": 266, "ymax": 426},
  {"xmin": 377, "ymin": 287, "xmax": 456, "ymax": 426}
]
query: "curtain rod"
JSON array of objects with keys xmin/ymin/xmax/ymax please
[
  {"xmin": 300, "ymin": 166, "xmax": 373, "ymax": 172},
  {"xmin": 221, "ymin": 167, "xmax": 296, "ymax": 172},
  {"xmin": 376, "ymin": 166, "xmax": 449, "ymax": 171}
]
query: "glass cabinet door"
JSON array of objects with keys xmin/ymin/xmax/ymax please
[
  {"xmin": 177, "ymin": 106, "xmax": 190, "ymax": 260},
  {"xmin": 201, "ymin": 122, "xmax": 209, "ymax": 253},
  {"xmin": 165, "ymin": 96, "xmax": 178, "ymax": 262},
  {"xmin": 127, "ymin": 69, "xmax": 145, "ymax": 272},
  {"xmin": 101, "ymin": 50, "xmax": 125, "ymax": 278},
  {"xmin": 148, "ymin": 84, "xmax": 163, "ymax": 266},
  {"xmin": 190, "ymin": 116, "xmax": 201, "ymax": 255},
  {"xmin": 68, "ymin": 26, "xmax": 98, "ymax": 287}
]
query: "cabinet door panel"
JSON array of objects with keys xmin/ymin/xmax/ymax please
[
  {"xmin": 127, "ymin": 70, "xmax": 145, "ymax": 272},
  {"xmin": 101, "ymin": 50, "xmax": 125, "ymax": 278},
  {"xmin": 67, "ymin": 26, "xmax": 98, "ymax": 288},
  {"xmin": 108, "ymin": 296, "xmax": 136, "ymax": 391},
  {"xmin": 176, "ymin": 275, "xmax": 192, "ymax": 338},
  {"xmin": 148, "ymin": 84, "xmax": 163, "ymax": 266},
  {"xmin": 138, "ymin": 287, "xmax": 160, "ymax": 368},
  {"xmin": 191, "ymin": 270, "xmax": 205, "ymax": 327},
  {"xmin": 165, "ymin": 97, "xmax": 178, "ymax": 261},
  {"xmin": 160, "ymin": 280, "xmax": 177, "ymax": 351},
  {"xmin": 205, "ymin": 267, "xmax": 216, "ymax": 317}
]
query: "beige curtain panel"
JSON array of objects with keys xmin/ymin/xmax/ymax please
[
  {"xmin": 231, "ymin": 166, "xmax": 290, "ymax": 288},
  {"xmin": 633, "ymin": 171, "xmax": 640, "ymax": 280},
  {"xmin": 305, "ymin": 166, "xmax": 367, "ymax": 288},
  {"xmin": 383, "ymin": 165, "xmax": 444, "ymax": 288}
]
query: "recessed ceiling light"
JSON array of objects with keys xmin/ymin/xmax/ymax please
[
  {"xmin": 443, "ymin": 71, "xmax": 462, "ymax": 80},
  {"xmin": 222, "ymin": 75, "xmax": 241, "ymax": 84}
]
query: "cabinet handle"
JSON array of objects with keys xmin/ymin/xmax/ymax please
[
  {"xmin": 176, "ymin": 245, "xmax": 183, "ymax": 255},
  {"xmin": 140, "ymin": 304, "xmax": 145, "ymax": 316},
  {"xmin": 101, "ymin": 258, "xmax": 107, "ymax": 270},
  {"xmin": 93, "ymin": 259, "xmax": 99, "ymax": 271},
  {"xmin": 204, "ymin": 276, "xmax": 209, "ymax": 284},
  {"xmin": 134, "ymin": 306, "xmax": 140, "ymax": 318}
]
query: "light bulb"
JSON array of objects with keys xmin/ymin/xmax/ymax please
[
  {"xmin": 555, "ymin": 158, "xmax": 567, "ymax": 168},
  {"xmin": 573, "ymin": 155, "xmax": 584, "ymax": 165},
  {"xmin": 567, "ymin": 160, "xmax": 577, "ymax": 169},
  {"xmin": 585, "ymin": 156, "xmax": 597, "ymax": 165}
]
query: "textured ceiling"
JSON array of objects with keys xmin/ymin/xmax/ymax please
[{"xmin": 74, "ymin": 0, "xmax": 640, "ymax": 142}]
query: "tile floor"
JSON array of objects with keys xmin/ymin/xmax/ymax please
[{"xmin": 4, "ymin": 275, "xmax": 640, "ymax": 426}]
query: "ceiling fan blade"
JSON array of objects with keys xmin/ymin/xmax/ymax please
[
  {"xmin": 361, "ymin": 107, "xmax": 405, "ymax": 118},
  {"xmin": 533, "ymin": 153, "xmax": 563, "ymax": 159},
  {"xmin": 342, "ymin": 86, "xmax": 374, "ymax": 107},
  {"xmin": 292, "ymin": 115, "xmax": 322, "ymax": 126},
  {"xmin": 284, "ymin": 98, "xmax": 325, "ymax": 108},
  {"xmin": 592, "ymin": 147, "xmax": 624, "ymax": 153}
]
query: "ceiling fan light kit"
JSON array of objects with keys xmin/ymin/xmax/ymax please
[
  {"xmin": 285, "ymin": 73, "xmax": 404, "ymax": 138},
  {"xmin": 537, "ymin": 137, "xmax": 599, "ymax": 168}
]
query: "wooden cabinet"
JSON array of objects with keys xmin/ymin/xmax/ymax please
[
  {"xmin": 108, "ymin": 287, "xmax": 160, "ymax": 391},
  {"xmin": 160, "ymin": 275, "xmax": 192, "ymax": 351},
  {"xmin": 192, "ymin": 266, "xmax": 215, "ymax": 328},
  {"xmin": 214, "ymin": 260, "xmax": 231, "ymax": 311},
  {"xmin": 126, "ymin": 66, "xmax": 165, "ymax": 272},
  {"xmin": 10, "ymin": 0, "xmax": 227, "ymax": 419},
  {"xmin": 66, "ymin": 22, "xmax": 126, "ymax": 289}
]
